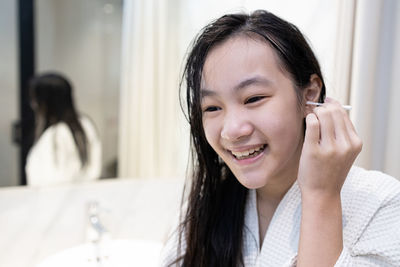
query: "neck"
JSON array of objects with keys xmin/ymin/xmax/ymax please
[
  {"xmin": 256, "ymin": 173, "xmax": 296, "ymax": 205},
  {"xmin": 258, "ymin": 160, "xmax": 299, "ymax": 204},
  {"xmin": 255, "ymin": 169, "xmax": 297, "ymax": 247}
]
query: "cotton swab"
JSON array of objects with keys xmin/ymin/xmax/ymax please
[{"xmin": 306, "ymin": 101, "xmax": 352, "ymax": 111}]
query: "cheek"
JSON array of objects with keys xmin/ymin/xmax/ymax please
[
  {"xmin": 257, "ymin": 109, "xmax": 303, "ymax": 143},
  {"xmin": 202, "ymin": 118, "xmax": 219, "ymax": 148}
]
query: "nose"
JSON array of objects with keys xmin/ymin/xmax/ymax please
[{"xmin": 221, "ymin": 111, "xmax": 253, "ymax": 141}]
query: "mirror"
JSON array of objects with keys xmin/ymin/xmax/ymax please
[
  {"xmin": 35, "ymin": 0, "xmax": 123, "ymax": 180},
  {"xmin": 0, "ymin": 0, "xmax": 123, "ymax": 187}
]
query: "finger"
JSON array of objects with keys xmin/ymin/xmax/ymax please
[
  {"xmin": 325, "ymin": 97, "xmax": 353, "ymax": 136},
  {"xmin": 305, "ymin": 113, "xmax": 320, "ymax": 145},
  {"xmin": 324, "ymin": 96, "xmax": 338, "ymax": 104},
  {"xmin": 343, "ymin": 112, "xmax": 357, "ymax": 133},
  {"xmin": 324, "ymin": 96, "xmax": 334, "ymax": 103},
  {"xmin": 313, "ymin": 106, "xmax": 335, "ymax": 145},
  {"xmin": 325, "ymin": 97, "xmax": 343, "ymax": 110},
  {"xmin": 330, "ymin": 106, "xmax": 351, "ymax": 145},
  {"xmin": 326, "ymin": 99, "xmax": 361, "ymax": 154},
  {"xmin": 343, "ymin": 114, "xmax": 360, "ymax": 142}
]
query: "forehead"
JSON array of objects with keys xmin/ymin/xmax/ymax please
[{"xmin": 201, "ymin": 34, "xmax": 285, "ymax": 90}]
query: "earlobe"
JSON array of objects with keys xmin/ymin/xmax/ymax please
[{"xmin": 303, "ymin": 74, "xmax": 322, "ymax": 116}]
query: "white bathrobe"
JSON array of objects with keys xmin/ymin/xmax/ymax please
[
  {"xmin": 161, "ymin": 166, "xmax": 400, "ymax": 266},
  {"xmin": 26, "ymin": 116, "xmax": 102, "ymax": 186}
]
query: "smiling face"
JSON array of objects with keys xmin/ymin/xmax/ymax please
[{"xmin": 201, "ymin": 35, "xmax": 306, "ymax": 191}]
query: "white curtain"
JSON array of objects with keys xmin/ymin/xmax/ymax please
[
  {"xmin": 350, "ymin": 0, "xmax": 400, "ymax": 179},
  {"xmin": 118, "ymin": 0, "xmax": 400, "ymax": 180},
  {"xmin": 330, "ymin": 0, "xmax": 356, "ymax": 104},
  {"xmin": 118, "ymin": 0, "xmax": 189, "ymax": 178}
]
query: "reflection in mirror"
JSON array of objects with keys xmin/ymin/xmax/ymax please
[
  {"xmin": 36, "ymin": 0, "xmax": 123, "ymax": 182},
  {"xmin": 26, "ymin": 73, "xmax": 102, "ymax": 186}
]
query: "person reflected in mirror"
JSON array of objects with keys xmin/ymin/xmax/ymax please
[
  {"xmin": 26, "ymin": 73, "xmax": 102, "ymax": 186},
  {"xmin": 161, "ymin": 10, "xmax": 400, "ymax": 267}
]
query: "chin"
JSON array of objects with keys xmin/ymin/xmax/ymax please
[{"xmin": 235, "ymin": 173, "xmax": 269, "ymax": 189}]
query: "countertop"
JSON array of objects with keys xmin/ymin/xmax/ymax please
[{"xmin": 0, "ymin": 177, "xmax": 184, "ymax": 267}]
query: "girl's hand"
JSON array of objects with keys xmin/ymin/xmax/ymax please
[
  {"xmin": 297, "ymin": 98, "xmax": 363, "ymax": 197},
  {"xmin": 297, "ymin": 98, "xmax": 362, "ymax": 266}
]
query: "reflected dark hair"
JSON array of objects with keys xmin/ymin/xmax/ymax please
[
  {"xmin": 29, "ymin": 73, "xmax": 89, "ymax": 167},
  {"xmin": 172, "ymin": 10, "xmax": 326, "ymax": 266}
]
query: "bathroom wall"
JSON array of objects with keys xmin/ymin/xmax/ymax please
[{"xmin": 0, "ymin": 0, "xmax": 18, "ymax": 186}]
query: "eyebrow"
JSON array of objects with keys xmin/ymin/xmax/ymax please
[{"xmin": 200, "ymin": 75, "xmax": 272, "ymax": 98}]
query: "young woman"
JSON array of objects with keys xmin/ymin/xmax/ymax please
[
  {"xmin": 161, "ymin": 10, "xmax": 400, "ymax": 266},
  {"xmin": 26, "ymin": 73, "xmax": 102, "ymax": 186}
]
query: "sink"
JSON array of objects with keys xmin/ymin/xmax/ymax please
[{"xmin": 37, "ymin": 239, "xmax": 163, "ymax": 267}]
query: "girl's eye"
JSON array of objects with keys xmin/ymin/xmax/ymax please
[
  {"xmin": 245, "ymin": 96, "xmax": 266, "ymax": 104},
  {"xmin": 203, "ymin": 106, "xmax": 221, "ymax": 112}
]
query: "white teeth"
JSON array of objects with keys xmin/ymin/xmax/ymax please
[{"xmin": 231, "ymin": 145, "xmax": 265, "ymax": 158}]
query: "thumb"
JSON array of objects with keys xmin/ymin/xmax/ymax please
[{"xmin": 305, "ymin": 113, "xmax": 320, "ymax": 144}]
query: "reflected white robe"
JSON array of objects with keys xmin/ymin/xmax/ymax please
[{"xmin": 26, "ymin": 116, "xmax": 102, "ymax": 186}]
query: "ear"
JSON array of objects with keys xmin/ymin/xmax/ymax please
[{"xmin": 302, "ymin": 74, "xmax": 322, "ymax": 116}]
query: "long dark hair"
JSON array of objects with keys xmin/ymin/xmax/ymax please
[
  {"xmin": 29, "ymin": 73, "xmax": 89, "ymax": 167},
  {"xmin": 173, "ymin": 10, "xmax": 326, "ymax": 266}
]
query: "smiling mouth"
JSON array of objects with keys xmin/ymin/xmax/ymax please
[{"xmin": 229, "ymin": 144, "xmax": 267, "ymax": 160}]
